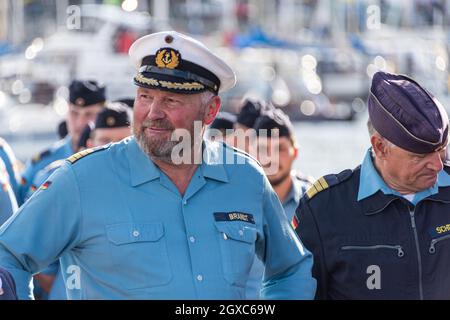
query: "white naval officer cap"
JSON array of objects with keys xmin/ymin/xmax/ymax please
[{"xmin": 129, "ymin": 31, "xmax": 236, "ymax": 94}]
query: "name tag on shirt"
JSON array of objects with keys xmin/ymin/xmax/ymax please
[
  {"xmin": 430, "ymin": 223, "xmax": 450, "ymax": 238},
  {"xmin": 214, "ymin": 212, "xmax": 255, "ymax": 224}
]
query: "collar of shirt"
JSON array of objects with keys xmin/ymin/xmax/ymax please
[
  {"xmin": 357, "ymin": 148, "xmax": 450, "ymax": 205},
  {"xmin": 126, "ymin": 137, "xmax": 229, "ymax": 188},
  {"xmin": 283, "ymin": 172, "xmax": 304, "ymax": 207},
  {"xmin": 282, "ymin": 172, "xmax": 310, "ymax": 221}
]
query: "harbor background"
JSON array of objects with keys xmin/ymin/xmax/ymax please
[{"xmin": 0, "ymin": 0, "xmax": 448, "ymax": 178}]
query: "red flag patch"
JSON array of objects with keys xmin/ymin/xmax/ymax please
[{"xmin": 41, "ymin": 181, "xmax": 52, "ymax": 190}]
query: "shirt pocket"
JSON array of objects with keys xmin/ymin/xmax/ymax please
[
  {"xmin": 336, "ymin": 242, "xmax": 410, "ymax": 298},
  {"xmin": 106, "ymin": 222, "xmax": 172, "ymax": 290},
  {"xmin": 214, "ymin": 221, "xmax": 257, "ymax": 288},
  {"xmin": 429, "ymin": 234, "xmax": 450, "ymax": 254},
  {"xmin": 341, "ymin": 245, "xmax": 405, "ymax": 258}
]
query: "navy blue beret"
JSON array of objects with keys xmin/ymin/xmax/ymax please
[
  {"xmin": 210, "ymin": 112, "xmax": 237, "ymax": 131},
  {"xmin": 115, "ymin": 98, "xmax": 135, "ymax": 108},
  {"xmin": 95, "ymin": 102, "xmax": 131, "ymax": 129},
  {"xmin": 236, "ymin": 99, "xmax": 271, "ymax": 128},
  {"xmin": 368, "ymin": 71, "xmax": 448, "ymax": 154},
  {"xmin": 69, "ymin": 80, "xmax": 106, "ymax": 107},
  {"xmin": 253, "ymin": 107, "xmax": 294, "ymax": 139}
]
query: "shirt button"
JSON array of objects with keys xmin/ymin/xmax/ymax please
[
  {"xmin": 189, "ymin": 236, "xmax": 196, "ymax": 243},
  {"xmin": 223, "ymin": 233, "xmax": 228, "ymax": 240},
  {"xmin": 132, "ymin": 230, "xmax": 140, "ymax": 237},
  {"xmin": 238, "ymin": 230, "xmax": 244, "ymax": 236},
  {"xmin": 183, "ymin": 199, "xmax": 187, "ymax": 205},
  {"xmin": 197, "ymin": 275, "xmax": 203, "ymax": 282}
]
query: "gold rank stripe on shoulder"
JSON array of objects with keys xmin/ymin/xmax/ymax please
[
  {"xmin": 66, "ymin": 146, "xmax": 109, "ymax": 164},
  {"xmin": 305, "ymin": 177, "xmax": 329, "ymax": 200},
  {"xmin": 67, "ymin": 149, "xmax": 94, "ymax": 164},
  {"xmin": 67, "ymin": 145, "xmax": 110, "ymax": 164}
]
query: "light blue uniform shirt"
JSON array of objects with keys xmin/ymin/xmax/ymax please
[
  {"xmin": 26, "ymin": 160, "xmax": 67, "ymax": 300},
  {"xmin": 0, "ymin": 158, "xmax": 18, "ymax": 226},
  {"xmin": 246, "ymin": 173, "xmax": 311, "ymax": 299},
  {"xmin": 0, "ymin": 138, "xmax": 20, "ymax": 199},
  {"xmin": 0, "ymin": 137, "xmax": 316, "ymax": 300},
  {"xmin": 25, "ymin": 160, "xmax": 66, "ymax": 203},
  {"xmin": 358, "ymin": 149, "xmax": 450, "ymax": 205},
  {"xmin": 18, "ymin": 136, "xmax": 74, "ymax": 205}
]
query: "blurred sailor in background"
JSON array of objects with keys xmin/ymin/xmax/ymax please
[
  {"xmin": 246, "ymin": 107, "xmax": 314, "ymax": 299},
  {"xmin": 17, "ymin": 80, "xmax": 106, "ymax": 205}
]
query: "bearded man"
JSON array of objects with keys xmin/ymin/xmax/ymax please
[{"xmin": 0, "ymin": 31, "xmax": 315, "ymax": 300}]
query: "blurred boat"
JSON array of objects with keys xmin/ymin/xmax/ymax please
[
  {"xmin": 0, "ymin": 92, "xmax": 63, "ymax": 161},
  {"xmin": 351, "ymin": 26, "xmax": 450, "ymax": 113},
  {"xmin": 218, "ymin": 45, "xmax": 368, "ymax": 121},
  {"xmin": 1, "ymin": 4, "xmax": 169, "ymax": 104}
]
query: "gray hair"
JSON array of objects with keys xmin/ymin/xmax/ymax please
[
  {"xmin": 200, "ymin": 91, "xmax": 215, "ymax": 108},
  {"xmin": 367, "ymin": 119, "xmax": 396, "ymax": 156}
]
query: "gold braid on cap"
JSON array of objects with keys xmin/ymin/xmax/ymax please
[
  {"xmin": 135, "ymin": 73, "xmax": 205, "ymax": 91},
  {"xmin": 135, "ymin": 74, "xmax": 159, "ymax": 86}
]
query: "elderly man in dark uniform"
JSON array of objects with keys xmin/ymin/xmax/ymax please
[{"xmin": 294, "ymin": 71, "xmax": 450, "ymax": 299}]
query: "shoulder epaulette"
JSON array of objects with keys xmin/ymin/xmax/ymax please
[
  {"xmin": 66, "ymin": 145, "xmax": 109, "ymax": 164},
  {"xmin": 305, "ymin": 169, "xmax": 353, "ymax": 200},
  {"xmin": 32, "ymin": 149, "xmax": 51, "ymax": 164}
]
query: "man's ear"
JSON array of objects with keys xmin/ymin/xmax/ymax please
[
  {"xmin": 371, "ymin": 134, "xmax": 389, "ymax": 159},
  {"xmin": 203, "ymin": 96, "xmax": 221, "ymax": 125},
  {"xmin": 293, "ymin": 146, "xmax": 299, "ymax": 160}
]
